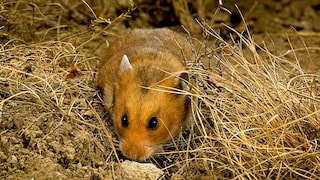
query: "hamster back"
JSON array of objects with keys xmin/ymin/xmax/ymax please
[{"xmin": 97, "ymin": 28, "xmax": 193, "ymax": 161}]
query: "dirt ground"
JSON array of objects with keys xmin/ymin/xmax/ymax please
[{"xmin": 1, "ymin": 0, "xmax": 320, "ymax": 179}]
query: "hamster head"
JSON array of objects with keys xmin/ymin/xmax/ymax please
[{"xmin": 113, "ymin": 55, "xmax": 191, "ymax": 162}]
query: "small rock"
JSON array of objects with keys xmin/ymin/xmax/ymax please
[
  {"xmin": 65, "ymin": 146, "xmax": 75, "ymax": 161},
  {"xmin": 121, "ymin": 160, "xmax": 164, "ymax": 179},
  {"xmin": 9, "ymin": 155, "xmax": 18, "ymax": 164},
  {"xmin": 0, "ymin": 151, "xmax": 7, "ymax": 162}
]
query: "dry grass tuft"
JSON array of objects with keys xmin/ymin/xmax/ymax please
[
  {"xmin": 0, "ymin": 0, "xmax": 319, "ymax": 179},
  {"xmin": 175, "ymin": 21, "xmax": 320, "ymax": 179}
]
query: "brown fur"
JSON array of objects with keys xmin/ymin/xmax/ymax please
[{"xmin": 97, "ymin": 28, "xmax": 193, "ymax": 161}]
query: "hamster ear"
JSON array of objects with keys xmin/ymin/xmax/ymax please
[
  {"xmin": 120, "ymin": 54, "xmax": 132, "ymax": 72},
  {"xmin": 177, "ymin": 72, "xmax": 190, "ymax": 92}
]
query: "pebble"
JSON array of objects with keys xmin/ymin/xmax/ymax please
[{"xmin": 121, "ymin": 160, "xmax": 163, "ymax": 179}]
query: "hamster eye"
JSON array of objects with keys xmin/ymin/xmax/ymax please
[
  {"xmin": 121, "ymin": 114, "xmax": 129, "ymax": 128},
  {"xmin": 148, "ymin": 117, "xmax": 158, "ymax": 130}
]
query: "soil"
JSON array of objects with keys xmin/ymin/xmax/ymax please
[{"xmin": 1, "ymin": 0, "xmax": 319, "ymax": 179}]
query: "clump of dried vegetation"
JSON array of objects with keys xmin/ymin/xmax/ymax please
[
  {"xmin": 0, "ymin": 0, "xmax": 319, "ymax": 179},
  {"xmin": 184, "ymin": 22, "xmax": 320, "ymax": 179}
]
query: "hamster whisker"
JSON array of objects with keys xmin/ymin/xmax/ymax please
[
  {"xmin": 149, "ymin": 156, "xmax": 165, "ymax": 168},
  {"xmin": 112, "ymin": 140, "xmax": 121, "ymax": 151}
]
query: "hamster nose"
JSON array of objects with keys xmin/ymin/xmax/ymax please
[{"xmin": 120, "ymin": 141, "xmax": 152, "ymax": 162}]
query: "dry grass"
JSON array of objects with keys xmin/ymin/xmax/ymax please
[
  {"xmin": 179, "ymin": 21, "xmax": 320, "ymax": 179},
  {"xmin": 1, "ymin": 0, "xmax": 320, "ymax": 179}
]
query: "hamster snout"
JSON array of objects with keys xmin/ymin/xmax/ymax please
[
  {"xmin": 97, "ymin": 28, "xmax": 193, "ymax": 161},
  {"xmin": 120, "ymin": 139, "xmax": 162, "ymax": 162}
]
